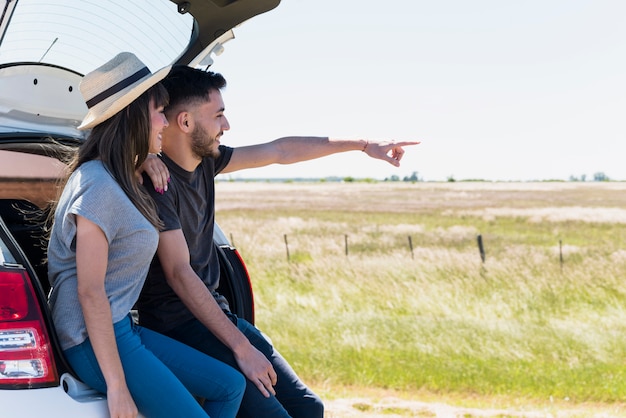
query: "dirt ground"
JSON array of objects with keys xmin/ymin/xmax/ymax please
[{"xmin": 322, "ymin": 396, "xmax": 626, "ymax": 417}]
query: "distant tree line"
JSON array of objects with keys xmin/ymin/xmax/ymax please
[
  {"xmin": 381, "ymin": 171, "xmax": 612, "ymax": 183},
  {"xmin": 570, "ymin": 172, "xmax": 609, "ymax": 182},
  {"xmin": 384, "ymin": 171, "xmax": 421, "ymax": 182}
]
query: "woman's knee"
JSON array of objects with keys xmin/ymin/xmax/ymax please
[{"xmin": 231, "ymin": 371, "xmax": 246, "ymax": 400}]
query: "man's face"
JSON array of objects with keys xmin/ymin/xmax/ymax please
[{"xmin": 189, "ymin": 89, "xmax": 230, "ymax": 159}]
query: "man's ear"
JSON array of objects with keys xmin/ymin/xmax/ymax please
[{"xmin": 176, "ymin": 111, "xmax": 191, "ymax": 132}]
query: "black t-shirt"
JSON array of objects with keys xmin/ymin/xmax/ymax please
[{"xmin": 137, "ymin": 146, "xmax": 233, "ymax": 332}]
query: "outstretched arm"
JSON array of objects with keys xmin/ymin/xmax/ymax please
[
  {"xmin": 222, "ymin": 136, "xmax": 420, "ymax": 173},
  {"xmin": 157, "ymin": 229, "xmax": 277, "ymax": 397}
]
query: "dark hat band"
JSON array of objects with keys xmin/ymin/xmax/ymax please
[{"xmin": 85, "ymin": 67, "xmax": 151, "ymax": 109}]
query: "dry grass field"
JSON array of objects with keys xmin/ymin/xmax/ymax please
[
  {"xmin": 215, "ymin": 180, "xmax": 626, "ymax": 214},
  {"xmin": 214, "ymin": 181, "xmax": 626, "ymax": 417}
]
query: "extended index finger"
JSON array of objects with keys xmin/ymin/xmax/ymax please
[{"xmin": 393, "ymin": 140, "xmax": 421, "ymax": 147}]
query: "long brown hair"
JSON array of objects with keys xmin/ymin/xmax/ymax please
[{"xmin": 54, "ymin": 83, "xmax": 168, "ymax": 228}]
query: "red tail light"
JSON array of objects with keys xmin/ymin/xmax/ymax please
[
  {"xmin": 232, "ymin": 249, "xmax": 255, "ymax": 325},
  {"xmin": 0, "ymin": 266, "xmax": 59, "ymax": 388}
]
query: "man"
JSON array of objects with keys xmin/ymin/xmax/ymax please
[{"xmin": 138, "ymin": 65, "xmax": 419, "ymax": 417}]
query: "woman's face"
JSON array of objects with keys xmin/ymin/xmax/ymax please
[{"xmin": 149, "ymin": 98, "xmax": 168, "ymax": 154}]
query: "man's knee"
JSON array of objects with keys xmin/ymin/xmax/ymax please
[{"xmin": 307, "ymin": 395, "xmax": 324, "ymax": 418}]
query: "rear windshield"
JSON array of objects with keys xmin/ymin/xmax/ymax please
[{"xmin": 0, "ymin": 0, "xmax": 194, "ymax": 75}]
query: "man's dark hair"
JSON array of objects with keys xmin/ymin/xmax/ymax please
[{"xmin": 162, "ymin": 65, "xmax": 227, "ymax": 112}]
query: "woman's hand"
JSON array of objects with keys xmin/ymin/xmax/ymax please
[
  {"xmin": 137, "ymin": 154, "xmax": 170, "ymax": 194},
  {"xmin": 107, "ymin": 385, "xmax": 139, "ymax": 418}
]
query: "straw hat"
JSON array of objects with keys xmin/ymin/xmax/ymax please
[{"xmin": 78, "ymin": 52, "xmax": 171, "ymax": 130}]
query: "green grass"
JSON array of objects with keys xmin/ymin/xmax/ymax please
[{"xmin": 215, "ymin": 181, "xmax": 626, "ymax": 405}]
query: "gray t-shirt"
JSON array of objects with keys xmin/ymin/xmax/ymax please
[{"xmin": 48, "ymin": 160, "xmax": 159, "ymax": 351}]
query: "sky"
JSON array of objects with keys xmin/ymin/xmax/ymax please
[{"xmin": 209, "ymin": 0, "xmax": 626, "ymax": 182}]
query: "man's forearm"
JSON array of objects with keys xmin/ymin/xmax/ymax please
[
  {"xmin": 166, "ymin": 265, "xmax": 250, "ymax": 352},
  {"xmin": 223, "ymin": 136, "xmax": 366, "ymax": 172},
  {"xmin": 165, "ymin": 264, "xmax": 278, "ymax": 396},
  {"xmin": 271, "ymin": 136, "xmax": 367, "ymax": 164}
]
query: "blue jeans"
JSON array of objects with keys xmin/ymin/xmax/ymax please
[
  {"xmin": 164, "ymin": 313, "xmax": 324, "ymax": 418},
  {"xmin": 64, "ymin": 315, "xmax": 245, "ymax": 418}
]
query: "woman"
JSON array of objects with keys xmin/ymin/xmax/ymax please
[{"xmin": 47, "ymin": 52, "xmax": 245, "ymax": 418}]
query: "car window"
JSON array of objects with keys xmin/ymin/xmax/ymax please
[
  {"xmin": 0, "ymin": 0, "xmax": 194, "ymax": 75},
  {"xmin": 0, "ymin": 234, "xmax": 16, "ymax": 265}
]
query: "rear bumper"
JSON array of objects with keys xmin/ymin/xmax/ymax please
[{"xmin": 0, "ymin": 373, "xmax": 116, "ymax": 417}]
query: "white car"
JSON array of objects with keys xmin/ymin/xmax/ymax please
[{"xmin": 0, "ymin": 0, "xmax": 278, "ymax": 416}]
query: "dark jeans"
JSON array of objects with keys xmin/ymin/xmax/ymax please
[{"xmin": 165, "ymin": 313, "xmax": 324, "ymax": 418}]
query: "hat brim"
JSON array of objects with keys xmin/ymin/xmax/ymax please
[{"xmin": 78, "ymin": 65, "xmax": 172, "ymax": 130}]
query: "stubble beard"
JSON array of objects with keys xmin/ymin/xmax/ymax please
[{"xmin": 190, "ymin": 124, "xmax": 221, "ymax": 159}]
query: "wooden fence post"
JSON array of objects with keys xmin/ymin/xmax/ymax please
[
  {"xmin": 284, "ymin": 234, "xmax": 290, "ymax": 262},
  {"xmin": 408, "ymin": 235, "xmax": 414, "ymax": 259},
  {"xmin": 477, "ymin": 234, "xmax": 485, "ymax": 263},
  {"xmin": 344, "ymin": 234, "xmax": 349, "ymax": 256}
]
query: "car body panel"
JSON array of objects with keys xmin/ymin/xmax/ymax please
[
  {"xmin": 4, "ymin": 376, "xmax": 110, "ymax": 418},
  {"xmin": 168, "ymin": 0, "xmax": 280, "ymax": 65}
]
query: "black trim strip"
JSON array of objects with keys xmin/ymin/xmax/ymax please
[{"xmin": 85, "ymin": 67, "xmax": 150, "ymax": 109}]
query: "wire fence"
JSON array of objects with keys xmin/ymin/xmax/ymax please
[{"xmin": 233, "ymin": 232, "xmax": 567, "ymax": 269}]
